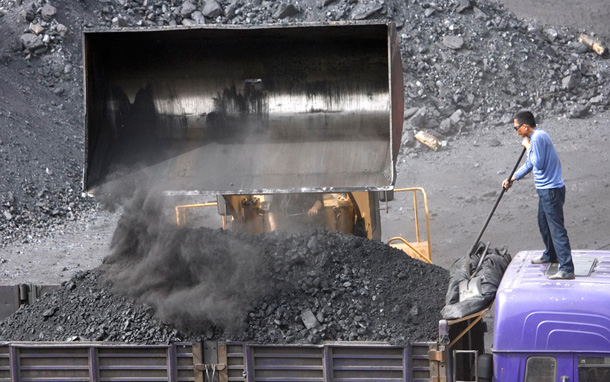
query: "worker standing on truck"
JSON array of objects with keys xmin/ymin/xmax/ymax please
[
  {"xmin": 502, "ymin": 110, "xmax": 575, "ymax": 280},
  {"xmin": 268, "ymin": 193, "xmax": 324, "ymax": 232}
]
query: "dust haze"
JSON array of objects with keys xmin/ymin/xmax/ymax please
[{"xmin": 99, "ymin": 176, "xmax": 275, "ymax": 332}]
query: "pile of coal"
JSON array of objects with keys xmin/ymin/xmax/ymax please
[
  {"xmin": 0, "ymin": 268, "xmax": 185, "ymax": 343},
  {"xmin": 0, "ymin": 227, "xmax": 449, "ymax": 345}
]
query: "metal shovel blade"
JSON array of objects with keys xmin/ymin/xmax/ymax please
[
  {"xmin": 83, "ymin": 23, "xmax": 403, "ymax": 195},
  {"xmin": 458, "ymin": 276, "xmax": 483, "ymax": 301}
]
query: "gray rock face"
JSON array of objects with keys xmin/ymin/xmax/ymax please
[
  {"xmin": 301, "ymin": 309, "xmax": 320, "ymax": 329},
  {"xmin": 111, "ymin": 16, "xmax": 128, "ymax": 28},
  {"xmin": 442, "ymin": 35, "xmax": 464, "ymax": 50},
  {"xmin": 56, "ymin": 24, "xmax": 68, "ymax": 37},
  {"xmin": 321, "ymin": 0, "xmax": 338, "ymax": 6},
  {"xmin": 473, "ymin": 7, "xmax": 488, "ymax": 20},
  {"xmin": 40, "ymin": 3, "xmax": 56, "ymax": 22},
  {"xmin": 456, "ymin": 0, "xmax": 472, "ymax": 13},
  {"xmin": 562, "ymin": 73, "xmax": 581, "ymax": 90},
  {"xmin": 18, "ymin": 7, "xmax": 35, "ymax": 23},
  {"xmin": 20, "ymin": 33, "xmax": 44, "ymax": 51},
  {"xmin": 2, "ymin": 211, "xmax": 13, "ymax": 221},
  {"xmin": 180, "ymin": 1, "xmax": 197, "ymax": 17},
  {"xmin": 29, "ymin": 23, "xmax": 45, "ymax": 35},
  {"xmin": 202, "ymin": 0, "xmax": 223, "ymax": 18},
  {"xmin": 351, "ymin": 4, "xmax": 383, "ymax": 20},
  {"xmin": 408, "ymin": 107, "xmax": 428, "ymax": 129},
  {"xmin": 191, "ymin": 11, "xmax": 206, "ymax": 24},
  {"xmin": 439, "ymin": 117, "xmax": 454, "ymax": 134},
  {"xmin": 275, "ymin": 3, "xmax": 299, "ymax": 19}
]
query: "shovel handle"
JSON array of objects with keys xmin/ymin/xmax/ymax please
[{"xmin": 465, "ymin": 147, "xmax": 527, "ymax": 277}]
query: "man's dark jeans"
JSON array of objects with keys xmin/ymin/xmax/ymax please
[{"xmin": 537, "ymin": 186, "xmax": 574, "ymax": 273}]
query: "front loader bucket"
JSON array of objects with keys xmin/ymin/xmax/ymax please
[{"xmin": 84, "ymin": 22, "xmax": 404, "ymax": 195}]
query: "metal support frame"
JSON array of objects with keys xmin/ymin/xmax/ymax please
[
  {"xmin": 428, "ymin": 343, "xmax": 448, "ymax": 382},
  {"xmin": 386, "ymin": 187, "xmax": 432, "ymax": 263},
  {"xmin": 453, "ymin": 349, "xmax": 478, "ymax": 382},
  {"xmin": 194, "ymin": 341, "xmax": 228, "ymax": 382},
  {"xmin": 447, "ymin": 306, "xmax": 492, "ymax": 348}
]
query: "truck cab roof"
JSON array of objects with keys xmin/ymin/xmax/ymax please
[{"xmin": 494, "ymin": 250, "xmax": 610, "ymax": 353}]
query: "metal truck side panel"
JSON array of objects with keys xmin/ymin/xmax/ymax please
[
  {"xmin": 494, "ymin": 250, "xmax": 610, "ymax": 354},
  {"xmin": 224, "ymin": 342, "xmax": 432, "ymax": 381},
  {"xmin": 0, "ymin": 344, "xmax": 9, "ymax": 381},
  {"xmin": 83, "ymin": 22, "xmax": 403, "ymax": 195},
  {"xmin": 0, "ymin": 341, "xmax": 437, "ymax": 381},
  {"xmin": 0, "ymin": 342, "xmax": 197, "ymax": 382}
]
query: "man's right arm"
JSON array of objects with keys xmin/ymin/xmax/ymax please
[
  {"xmin": 513, "ymin": 159, "xmax": 533, "ymax": 181},
  {"xmin": 503, "ymin": 154, "xmax": 532, "ymax": 190}
]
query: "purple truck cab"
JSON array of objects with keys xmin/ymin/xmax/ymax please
[{"xmin": 493, "ymin": 250, "xmax": 610, "ymax": 382}]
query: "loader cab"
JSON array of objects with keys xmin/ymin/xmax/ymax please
[
  {"xmin": 209, "ymin": 192, "xmax": 380, "ymax": 239},
  {"xmin": 491, "ymin": 250, "xmax": 610, "ymax": 382},
  {"xmin": 174, "ymin": 188, "xmax": 432, "ymax": 264}
]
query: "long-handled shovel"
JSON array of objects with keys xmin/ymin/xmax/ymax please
[{"xmin": 458, "ymin": 147, "xmax": 527, "ymax": 301}]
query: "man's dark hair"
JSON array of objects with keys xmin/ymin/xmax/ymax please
[{"xmin": 514, "ymin": 110, "xmax": 536, "ymax": 127}]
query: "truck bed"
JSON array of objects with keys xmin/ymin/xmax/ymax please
[{"xmin": 0, "ymin": 340, "xmax": 435, "ymax": 381}]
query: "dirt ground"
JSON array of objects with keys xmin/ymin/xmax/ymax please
[
  {"xmin": 1, "ymin": 0, "xmax": 610, "ymax": 285},
  {"xmin": 500, "ymin": 0, "xmax": 610, "ymax": 42}
]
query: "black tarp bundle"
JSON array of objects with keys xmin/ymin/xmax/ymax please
[{"xmin": 441, "ymin": 243, "xmax": 512, "ymax": 319}]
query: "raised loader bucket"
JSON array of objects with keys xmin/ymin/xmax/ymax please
[{"xmin": 84, "ymin": 22, "xmax": 404, "ymax": 195}]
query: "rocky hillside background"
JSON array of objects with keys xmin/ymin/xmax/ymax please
[{"xmin": 0, "ymin": 0, "xmax": 608, "ymax": 246}]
